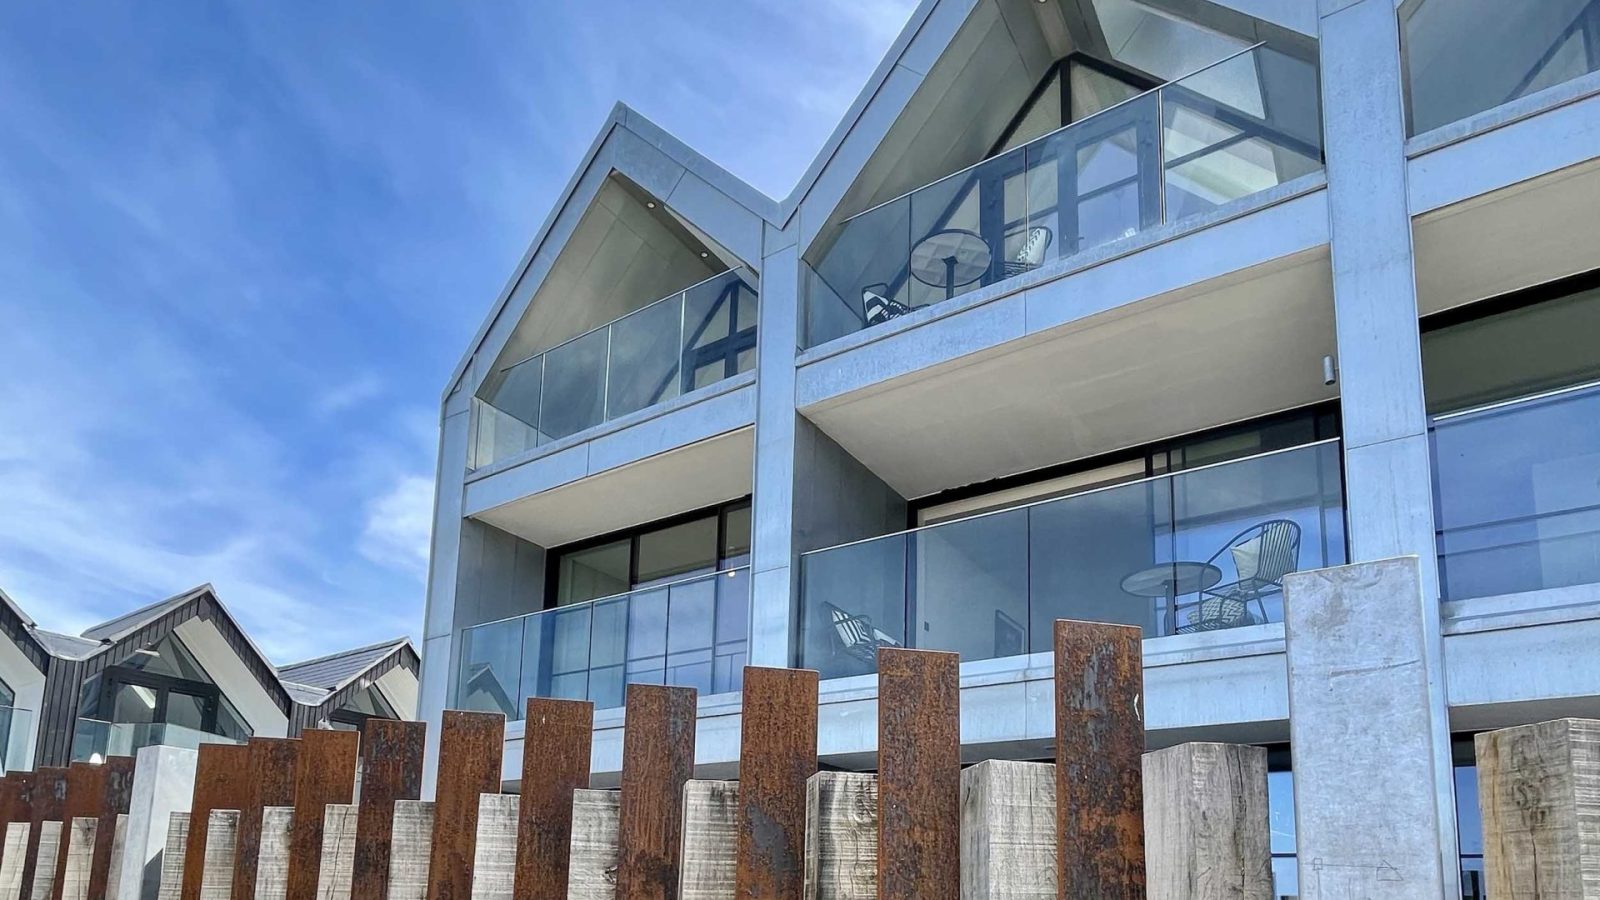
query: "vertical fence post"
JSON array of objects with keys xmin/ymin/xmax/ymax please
[
  {"xmin": 61, "ymin": 818, "xmax": 98, "ymax": 900},
  {"xmin": 22, "ymin": 767, "xmax": 67, "ymax": 900},
  {"xmin": 54, "ymin": 763, "xmax": 108, "ymax": 900},
  {"xmin": 735, "ymin": 668, "xmax": 817, "ymax": 900},
  {"xmin": 0, "ymin": 774, "xmax": 31, "ymax": 880},
  {"xmin": 253, "ymin": 808, "xmax": 294, "ymax": 900},
  {"xmin": 352, "ymin": 721, "xmax": 425, "ymax": 900},
  {"xmin": 511, "ymin": 699, "xmax": 591, "ymax": 900},
  {"xmin": 876, "ymin": 648, "xmax": 960, "ymax": 900},
  {"xmin": 1476, "ymin": 718, "xmax": 1600, "ymax": 898},
  {"xmin": 91, "ymin": 758, "xmax": 136, "ymax": 900},
  {"xmin": 1143, "ymin": 743, "xmax": 1270, "ymax": 900},
  {"xmin": 616, "ymin": 684, "xmax": 697, "ymax": 900},
  {"xmin": 1055, "ymin": 619, "xmax": 1144, "ymax": 900},
  {"xmin": 467, "ymin": 797, "xmax": 517, "ymax": 900},
  {"xmin": 120, "ymin": 747, "xmax": 198, "ymax": 900},
  {"xmin": 802, "ymin": 772, "xmax": 875, "ymax": 900},
  {"xmin": 234, "ymin": 739, "xmax": 301, "ymax": 900},
  {"xmin": 315, "ymin": 806, "xmax": 359, "ymax": 900},
  {"xmin": 384, "ymin": 802, "xmax": 433, "ymax": 900},
  {"xmin": 424, "ymin": 712, "xmax": 503, "ymax": 900},
  {"xmin": 288, "ymin": 731, "xmax": 359, "ymax": 900},
  {"xmin": 678, "ymin": 781, "xmax": 738, "ymax": 900},
  {"xmin": 566, "ymin": 791, "xmax": 619, "ymax": 900},
  {"xmin": 960, "ymin": 760, "xmax": 1056, "ymax": 899},
  {"xmin": 154, "ymin": 814, "xmax": 189, "ymax": 900},
  {"xmin": 182, "ymin": 745, "xmax": 250, "ymax": 900},
  {"xmin": 197, "ymin": 812, "xmax": 239, "ymax": 900}
]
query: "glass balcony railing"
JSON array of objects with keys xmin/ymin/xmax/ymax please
[
  {"xmin": 797, "ymin": 441, "xmax": 1346, "ymax": 679},
  {"xmin": 1401, "ymin": 0, "xmax": 1600, "ymax": 136},
  {"xmin": 1431, "ymin": 380, "xmax": 1600, "ymax": 602},
  {"xmin": 472, "ymin": 269, "xmax": 759, "ymax": 469},
  {"xmin": 0, "ymin": 707, "xmax": 32, "ymax": 774},
  {"xmin": 70, "ymin": 718, "xmax": 243, "ymax": 763},
  {"xmin": 456, "ymin": 566, "xmax": 751, "ymax": 715},
  {"xmin": 803, "ymin": 44, "xmax": 1323, "ymax": 348}
]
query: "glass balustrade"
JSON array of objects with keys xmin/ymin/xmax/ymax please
[
  {"xmin": 1401, "ymin": 0, "xmax": 1600, "ymax": 136},
  {"xmin": 70, "ymin": 718, "xmax": 243, "ymax": 763},
  {"xmin": 0, "ymin": 707, "xmax": 32, "ymax": 773},
  {"xmin": 803, "ymin": 44, "xmax": 1323, "ymax": 347},
  {"xmin": 456, "ymin": 566, "xmax": 751, "ymax": 715},
  {"xmin": 797, "ymin": 441, "xmax": 1346, "ymax": 679},
  {"xmin": 1430, "ymin": 381, "xmax": 1600, "ymax": 602},
  {"xmin": 472, "ymin": 269, "xmax": 759, "ymax": 468}
]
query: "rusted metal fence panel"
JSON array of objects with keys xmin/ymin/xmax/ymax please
[
  {"xmin": 21, "ymin": 766, "xmax": 67, "ymax": 900},
  {"xmin": 424, "ymin": 712, "xmax": 503, "ymax": 900},
  {"xmin": 288, "ymin": 730, "xmax": 359, "ymax": 900},
  {"xmin": 511, "ymin": 699, "xmax": 591, "ymax": 900},
  {"xmin": 615, "ymin": 684, "xmax": 697, "ymax": 900},
  {"xmin": 234, "ymin": 738, "xmax": 301, "ymax": 900},
  {"xmin": 352, "ymin": 720, "xmax": 425, "ymax": 900},
  {"xmin": 182, "ymin": 744, "xmax": 251, "ymax": 900},
  {"xmin": 734, "ymin": 668, "xmax": 817, "ymax": 900},
  {"xmin": 875, "ymin": 648, "xmax": 960, "ymax": 900}
]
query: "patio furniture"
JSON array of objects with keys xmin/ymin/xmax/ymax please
[
  {"xmin": 910, "ymin": 228, "xmax": 992, "ymax": 300},
  {"xmin": 1004, "ymin": 225, "xmax": 1053, "ymax": 277},
  {"xmin": 1178, "ymin": 519, "xmax": 1303, "ymax": 633},
  {"xmin": 1120, "ymin": 561, "xmax": 1223, "ymax": 636},
  {"xmin": 823, "ymin": 601, "xmax": 902, "ymax": 664},
  {"xmin": 862, "ymin": 283, "xmax": 913, "ymax": 326}
]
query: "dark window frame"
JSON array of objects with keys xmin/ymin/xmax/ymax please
[
  {"xmin": 543, "ymin": 497, "xmax": 754, "ymax": 610},
  {"xmin": 97, "ymin": 664, "xmax": 223, "ymax": 733},
  {"xmin": 1420, "ymin": 265, "xmax": 1600, "ymax": 334}
]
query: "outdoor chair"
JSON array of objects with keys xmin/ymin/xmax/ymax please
[
  {"xmin": 823, "ymin": 600, "xmax": 902, "ymax": 664},
  {"xmin": 862, "ymin": 283, "xmax": 913, "ymax": 326},
  {"xmin": 1177, "ymin": 519, "xmax": 1302, "ymax": 633},
  {"xmin": 1003, "ymin": 225, "xmax": 1053, "ymax": 277}
]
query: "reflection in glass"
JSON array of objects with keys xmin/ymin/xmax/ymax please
[
  {"xmin": 799, "ymin": 535, "xmax": 909, "ymax": 681},
  {"xmin": 539, "ymin": 328, "xmax": 609, "ymax": 441},
  {"xmin": 606, "ymin": 297, "xmax": 684, "ymax": 419}
]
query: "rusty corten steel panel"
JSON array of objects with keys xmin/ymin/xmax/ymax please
[
  {"xmin": 734, "ymin": 667, "xmax": 818, "ymax": 900},
  {"xmin": 286, "ymin": 729, "xmax": 360, "ymax": 900},
  {"xmin": 1054, "ymin": 619, "xmax": 1145, "ymax": 900},
  {"xmin": 182, "ymin": 742, "xmax": 252, "ymax": 900},
  {"xmin": 20, "ymin": 766, "xmax": 67, "ymax": 900},
  {"xmin": 616, "ymin": 683, "xmax": 697, "ymax": 900},
  {"xmin": 425, "ymin": 711, "xmax": 504, "ymax": 900},
  {"xmin": 0, "ymin": 773, "xmax": 32, "ymax": 875},
  {"xmin": 233, "ymin": 738, "xmax": 302, "ymax": 900},
  {"xmin": 52, "ymin": 762, "xmax": 109, "ymax": 900},
  {"xmin": 877, "ymin": 648, "xmax": 960, "ymax": 900},
  {"xmin": 88, "ymin": 756, "xmax": 137, "ymax": 900},
  {"xmin": 512, "ymin": 698, "xmax": 592, "ymax": 900},
  {"xmin": 352, "ymin": 719, "xmax": 425, "ymax": 900}
]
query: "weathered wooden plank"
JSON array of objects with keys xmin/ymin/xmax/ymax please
[
  {"xmin": 233, "ymin": 739, "xmax": 301, "ymax": 900},
  {"xmin": 22, "ymin": 767, "xmax": 67, "ymax": 900},
  {"xmin": 353, "ymin": 720, "xmax": 424, "ymax": 900},
  {"xmin": 251, "ymin": 809, "xmax": 293, "ymax": 900},
  {"xmin": 734, "ymin": 668, "xmax": 816, "ymax": 900},
  {"xmin": 616, "ymin": 685, "xmax": 697, "ymax": 900},
  {"xmin": 802, "ymin": 773, "xmax": 875, "ymax": 900},
  {"xmin": 1477, "ymin": 717, "xmax": 1600, "ymax": 898},
  {"xmin": 286, "ymin": 731, "xmax": 358, "ymax": 900},
  {"xmin": 1143, "ymin": 743, "xmax": 1270, "ymax": 900},
  {"xmin": 1, "ymin": 823, "xmax": 32, "ymax": 900},
  {"xmin": 567, "ymin": 791, "xmax": 619, "ymax": 900},
  {"xmin": 960, "ymin": 761, "xmax": 1056, "ymax": 900},
  {"xmin": 182, "ymin": 745, "xmax": 251, "ymax": 900},
  {"xmin": 198, "ymin": 812, "xmax": 239, "ymax": 900},
  {"xmin": 105, "ymin": 814, "xmax": 128, "ymax": 900},
  {"xmin": 54, "ymin": 765, "xmax": 109, "ymax": 900},
  {"xmin": 1054, "ymin": 619, "xmax": 1144, "ymax": 900},
  {"xmin": 678, "ymin": 782, "xmax": 737, "ymax": 900},
  {"xmin": 0, "ymin": 776, "xmax": 32, "ymax": 880},
  {"xmin": 512, "ymin": 699, "xmax": 591, "ymax": 900},
  {"xmin": 60, "ymin": 818, "xmax": 98, "ymax": 900},
  {"xmin": 876, "ymin": 648, "xmax": 959, "ymax": 900},
  {"xmin": 424, "ymin": 712, "xmax": 503, "ymax": 900},
  {"xmin": 467, "ymin": 796, "xmax": 516, "ymax": 900},
  {"xmin": 314, "ymin": 806, "xmax": 357, "ymax": 900},
  {"xmin": 384, "ymin": 802, "xmax": 432, "ymax": 900},
  {"xmin": 90, "ymin": 759, "xmax": 137, "ymax": 900},
  {"xmin": 27, "ymin": 822, "xmax": 60, "ymax": 900},
  {"xmin": 155, "ymin": 814, "xmax": 190, "ymax": 900}
]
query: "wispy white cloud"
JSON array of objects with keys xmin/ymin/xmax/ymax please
[{"xmin": 359, "ymin": 475, "xmax": 435, "ymax": 576}]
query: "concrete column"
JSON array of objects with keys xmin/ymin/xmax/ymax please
[
  {"xmin": 61, "ymin": 819, "xmax": 97, "ymax": 900},
  {"xmin": 154, "ymin": 815, "xmax": 188, "ymax": 900},
  {"xmin": 466, "ymin": 796, "xmax": 515, "ymax": 900},
  {"xmin": 959, "ymin": 761, "xmax": 1054, "ymax": 900},
  {"xmin": 251, "ymin": 809, "xmax": 292, "ymax": 900},
  {"xmin": 749, "ymin": 238, "xmax": 802, "ymax": 668},
  {"xmin": 419, "ymin": 400, "xmax": 473, "ymax": 798},
  {"xmin": 802, "ymin": 772, "xmax": 875, "ymax": 900},
  {"xmin": 1, "ymin": 824, "xmax": 31, "ymax": 900},
  {"xmin": 1475, "ymin": 718, "xmax": 1600, "ymax": 897},
  {"xmin": 28, "ymin": 823, "xmax": 60, "ymax": 900},
  {"xmin": 313, "ymin": 807, "xmax": 356, "ymax": 900},
  {"xmin": 566, "ymin": 790, "xmax": 619, "ymax": 900},
  {"xmin": 383, "ymin": 802, "xmax": 432, "ymax": 900},
  {"xmin": 197, "ymin": 812, "xmax": 238, "ymax": 900},
  {"xmin": 1142, "ymin": 744, "xmax": 1271, "ymax": 900},
  {"xmin": 1285, "ymin": 558, "xmax": 1449, "ymax": 897},
  {"xmin": 1317, "ymin": 0, "xmax": 1458, "ymax": 891},
  {"xmin": 120, "ymin": 747, "xmax": 198, "ymax": 900},
  {"xmin": 678, "ymin": 781, "xmax": 737, "ymax": 900}
]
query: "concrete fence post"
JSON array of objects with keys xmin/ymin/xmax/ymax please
[
  {"xmin": 1, "ymin": 824, "xmax": 33, "ymax": 900},
  {"xmin": 28, "ymin": 822, "xmax": 62, "ymax": 900},
  {"xmin": 197, "ymin": 812, "xmax": 239, "ymax": 900},
  {"xmin": 314, "ymin": 807, "xmax": 358, "ymax": 900},
  {"xmin": 251, "ymin": 809, "xmax": 293, "ymax": 900},
  {"xmin": 383, "ymin": 802, "xmax": 433, "ymax": 900},
  {"xmin": 60, "ymin": 818, "xmax": 98, "ymax": 900},
  {"xmin": 120, "ymin": 747, "xmax": 197, "ymax": 900},
  {"xmin": 1476, "ymin": 717, "xmax": 1600, "ymax": 898}
]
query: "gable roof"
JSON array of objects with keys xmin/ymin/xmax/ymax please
[
  {"xmin": 0, "ymin": 587, "xmax": 50, "ymax": 673},
  {"xmin": 283, "ymin": 636, "xmax": 419, "ymax": 734}
]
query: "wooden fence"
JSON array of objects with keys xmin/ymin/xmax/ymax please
[{"xmin": 0, "ymin": 619, "xmax": 1593, "ymax": 899}]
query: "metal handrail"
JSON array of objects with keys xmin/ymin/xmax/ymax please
[
  {"xmin": 1429, "ymin": 377, "xmax": 1600, "ymax": 423},
  {"xmin": 463, "ymin": 565, "xmax": 752, "ymax": 632},
  {"xmin": 799, "ymin": 438, "xmax": 1342, "ymax": 556}
]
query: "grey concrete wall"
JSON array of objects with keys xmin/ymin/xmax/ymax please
[
  {"xmin": 121, "ymin": 746, "xmax": 199, "ymax": 900},
  {"xmin": 793, "ymin": 418, "xmax": 907, "ymax": 556}
]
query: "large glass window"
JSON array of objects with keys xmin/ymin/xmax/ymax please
[
  {"xmin": 548, "ymin": 499, "xmax": 753, "ymax": 608},
  {"xmin": 1425, "ymin": 276, "xmax": 1600, "ymax": 601}
]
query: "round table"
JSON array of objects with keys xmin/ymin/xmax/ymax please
[
  {"xmin": 910, "ymin": 229, "xmax": 992, "ymax": 300},
  {"xmin": 1120, "ymin": 561, "xmax": 1223, "ymax": 636}
]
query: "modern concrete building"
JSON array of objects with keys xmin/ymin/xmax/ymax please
[
  {"xmin": 420, "ymin": 0, "xmax": 1600, "ymax": 896},
  {"xmin": 0, "ymin": 584, "xmax": 419, "ymax": 769}
]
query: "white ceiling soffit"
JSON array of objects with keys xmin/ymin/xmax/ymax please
[
  {"xmin": 802, "ymin": 249, "xmax": 1336, "ymax": 498},
  {"xmin": 471, "ymin": 427, "xmax": 755, "ymax": 547}
]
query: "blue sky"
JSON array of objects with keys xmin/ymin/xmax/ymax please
[{"xmin": 0, "ymin": 1, "xmax": 915, "ymax": 663}]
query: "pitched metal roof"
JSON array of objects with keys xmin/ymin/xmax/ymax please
[
  {"xmin": 31, "ymin": 629, "xmax": 106, "ymax": 660},
  {"xmin": 78, "ymin": 586, "xmax": 207, "ymax": 642},
  {"xmin": 277, "ymin": 637, "xmax": 415, "ymax": 693}
]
